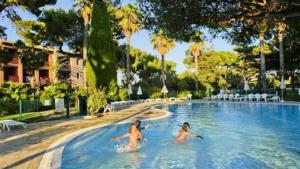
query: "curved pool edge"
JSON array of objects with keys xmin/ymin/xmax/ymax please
[{"xmin": 38, "ymin": 108, "xmax": 172, "ymax": 169}]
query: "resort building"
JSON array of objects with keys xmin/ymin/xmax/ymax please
[{"xmin": 0, "ymin": 39, "xmax": 84, "ymax": 87}]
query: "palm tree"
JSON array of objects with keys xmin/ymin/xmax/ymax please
[
  {"xmin": 115, "ymin": 4, "xmax": 143, "ymax": 88},
  {"xmin": 74, "ymin": 0, "xmax": 92, "ymax": 88},
  {"xmin": 151, "ymin": 30, "xmax": 175, "ymax": 86},
  {"xmin": 188, "ymin": 39, "xmax": 204, "ymax": 90}
]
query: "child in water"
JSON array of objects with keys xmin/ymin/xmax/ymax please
[
  {"xmin": 111, "ymin": 125, "xmax": 142, "ymax": 150},
  {"xmin": 175, "ymin": 122, "xmax": 203, "ymax": 143}
]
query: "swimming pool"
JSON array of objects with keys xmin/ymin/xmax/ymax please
[{"xmin": 61, "ymin": 102, "xmax": 300, "ymax": 169}]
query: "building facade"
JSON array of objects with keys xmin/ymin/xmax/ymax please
[{"xmin": 0, "ymin": 40, "xmax": 84, "ymax": 87}]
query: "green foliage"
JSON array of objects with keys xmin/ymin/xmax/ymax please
[
  {"xmin": 0, "ymin": 48, "xmax": 15, "ymax": 69},
  {"xmin": 0, "ymin": 0, "xmax": 57, "ymax": 20},
  {"xmin": 0, "ymin": 82, "xmax": 31, "ymax": 116},
  {"xmin": 40, "ymin": 83, "xmax": 69, "ymax": 99},
  {"xmin": 87, "ymin": 0, "xmax": 116, "ymax": 88},
  {"xmin": 87, "ymin": 87, "xmax": 107, "ymax": 115},
  {"xmin": 148, "ymin": 87, "xmax": 162, "ymax": 99},
  {"xmin": 14, "ymin": 40, "xmax": 48, "ymax": 74},
  {"xmin": 0, "ymin": 101, "xmax": 19, "ymax": 117},
  {"xmin": 118, "ymin": 88, "xmax": 128, "ymax": 101},
  {"xmin": 177, "ymin": 90, "xmax": 191, "ymax": 98},
  {"xmin": 108, "ymin": 80, "xmax": 118, "ymax": 101},
  {"xmin": 184, "ymin": 48, "xmax": 239, "ymax": 90},
  {"xmin": 115, "ymin": 3, "xmax": 143, "ymax": 39},
  {"xmin": 0, "ymin": 82, "xmax": 31, "ymax": 101},
  {"xmin": 0, "ymin": 25, "xmax": 6, "ymax": 38},
  {"xmin": 15, "ymin": 9, "xmax": 83, "ymax": 53}
]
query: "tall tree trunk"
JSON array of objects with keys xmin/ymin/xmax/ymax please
[
  {"xmin": 126, "ymin": 37, "xmax": 131, "ymax": 88},
  {"xmin": 259, "ymin": 32, "xmax": 267, "ymax": 90},
  {"xmin": 195, "ymin": 55, "xmax": 199, "ymax": 90},
  {"xmin": 161, "ymin": 54, "xmax": 165, "ymax": 86},
  {"xmin": 83, "ymin": 17, "xmax": 89, "ymax": 88},
  {"xmin": 277, "ymin": 22, "xmax": 286, "ymax": 85}
]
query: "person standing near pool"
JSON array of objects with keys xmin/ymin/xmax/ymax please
[
  {"xmin": 111, "ymin": 125, "xmax": 142, "ymax": 151},
  {"xmin": 175, "ymin": 122, "xmax": 203, "ymax": 143}
]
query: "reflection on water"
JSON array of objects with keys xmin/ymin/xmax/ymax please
[{"xmin": 62, "ymin": 103, "xmax": 300, "ymax": 169}]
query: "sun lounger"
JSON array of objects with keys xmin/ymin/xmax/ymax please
[
  {"xmin": 169, "ymin": 97, "xmax": 176, "ymax": 101},
  {"xmin": 104, "ymin": 104, "xmax": 116, "ymax": 112},
  {"xmin": 0, "ymin": 120, "xmax": 27, "ymax": 131},
  {"xmin": 271, "ymin": 96, "xmax": 280, "ymax": 102}
]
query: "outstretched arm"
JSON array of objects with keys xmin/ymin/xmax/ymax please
[
  {"xmin": 140, "ymin": 124, "xmax": 152, "ymax": 130},
  {"xmin": 187, "ymin": 132, "xmax": 203, "ymax": 139},
  {"xmin": 111, "ymin": 133, "xmax": 130, "ymax": 141}
]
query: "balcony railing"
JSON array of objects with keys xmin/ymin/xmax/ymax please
[{"xmin": 8, "ymin": 75, "xmax": 19, "ymax": 82}]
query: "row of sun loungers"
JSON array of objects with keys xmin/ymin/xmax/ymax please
[
  {"xmin": 104, "ymin": 95, "xmax": 193, "ymax": 112},
  {"xmin": 211, "ymin": 93, "xmax": 281, "ymax": 102}
]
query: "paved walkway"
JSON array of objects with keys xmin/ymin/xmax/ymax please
[{"xmin": 0, "ymin": 102, "xmax": 166, "ymax": 169}]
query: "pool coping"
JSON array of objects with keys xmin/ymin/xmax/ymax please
[
  {"xmin": 38, "ymin": 108, "xmax": 172, "ymax": 169},
  {"xmin": 192, "ymin": 100, "xmax": 300, "ymax": 106}
]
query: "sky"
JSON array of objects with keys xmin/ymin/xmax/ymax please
[{"xmin": 1, "ymin": 0, "xmax": 234, "ymax": 74}]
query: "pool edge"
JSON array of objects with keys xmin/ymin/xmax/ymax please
[{"xmin": 38, "ymin": 108, "xmax": 172, "ymax": 169}]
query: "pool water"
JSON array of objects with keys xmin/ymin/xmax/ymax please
[{"xmin": 61, "ymin": 103, "xmax": 300, "ymax": 169}]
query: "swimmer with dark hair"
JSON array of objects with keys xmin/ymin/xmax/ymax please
[
  {"xmin": 111, "ymin": 125, "xmax": 142, "ymax": 150},
  {"xmin": 175, "ymin": 122, "xmax": 203, "ymax": 143},
  {"xmin": 133, "ymin": 120, "xmax": 151, "ymax": 141}
]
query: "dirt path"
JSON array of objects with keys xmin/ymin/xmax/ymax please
[{"xmin": 0, "ymin": 102, "xmax": 167, "ymax": 169}]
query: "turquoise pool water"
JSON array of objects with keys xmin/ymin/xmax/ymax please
[{"xmin": 61, "ymin": 103, "xmax": 300, "ymax": 169}]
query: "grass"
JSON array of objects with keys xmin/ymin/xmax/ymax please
[{"xmin": 0, "ymin": 107, "xmax": 78, "ymax": 123}]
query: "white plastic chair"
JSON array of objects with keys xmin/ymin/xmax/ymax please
[
  {"xmin": 223, "ymin": 94, "xmax": 229, "ymax": 100},
  {"xmin": 254, "ymin": 94, "xmax": 261, "ymax": 101},
  {"xmin": 187, "ymin": 94, "xmax": 192, "ymax": 100},
  {"xmin": 228, "ymin": 94, "xmax": 234, "ymax": 101},
  {"xmin": 261, "ymin": 93, "xmax": 267, "ymax": 102},
  {"xmin": 217, "ymin": 94, "xmax": 223, "ymax": 101},
  {"xmin": 247, "ymin": 94, "xmax": 254, "ymax": 101},
  {"xmin": 234, "ymin": 94, "xmax": 240, "ymax": 101}
]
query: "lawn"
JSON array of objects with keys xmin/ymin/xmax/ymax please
[{"xmin": 0, "ymin": 107, "xmax": 78, "ymax": 123}]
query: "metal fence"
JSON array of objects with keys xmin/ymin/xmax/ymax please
[{"xmin": 0, "ymin": 97, "xmax": 79, "ymax": 117}]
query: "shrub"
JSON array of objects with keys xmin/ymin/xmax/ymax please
[
  {"xmin": 108, "ymin": 80, "xmax": 118, "ymax": 101},
  {"xmin": 118, "ymin": 88, "xmax": 128, "ymax": 101},
  {"xmin": 168, "ymin": 90, "xmax": 177, "ymax": 98},
  {"xmin": 0, "ymin": 101, "xmax": 19, "ymax": 116},
  {"xmin": 0, "ymin": 82, "xmax": 31, "ymax": 101},
  {"xmin": 40, "ymin": 83, "xmax": 69, "ymax": 99},
  {"xmin": 148, "ymin": 87, "xmax": 162, "ymax": 99},
  {"xmin": 87, "ymin": 87, "xmax": 107, "ymax": 115},
  {"xmin": 177, "ymin": 90, "xmax": 191, "ymax": 98}
]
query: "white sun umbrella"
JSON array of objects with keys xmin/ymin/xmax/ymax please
[
  {"xmin": 161, "ymin": 85, "xmax": 168, "ymax": 99},
  {"xmin": 128, "ymin": 84, "xmax": 132, "ymax": 100},
  {"xmin": 137, "ymin": 85, "xmax": 143, "ymax": 99},
  {"xmin": 280, "ymin": 76, "xmax": 286, "ymax": 102},
  {"xmin": 244, "ymin": 80, "xmax": 250, "ymax": 94}
]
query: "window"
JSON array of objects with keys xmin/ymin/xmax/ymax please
[
  {"xmin": 77, "ymin": 73, "xmax": 80, "ymax": 79},
  {"xmin": 76, "ymin": 58, "xmax": 80, "ymax": 65}
]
